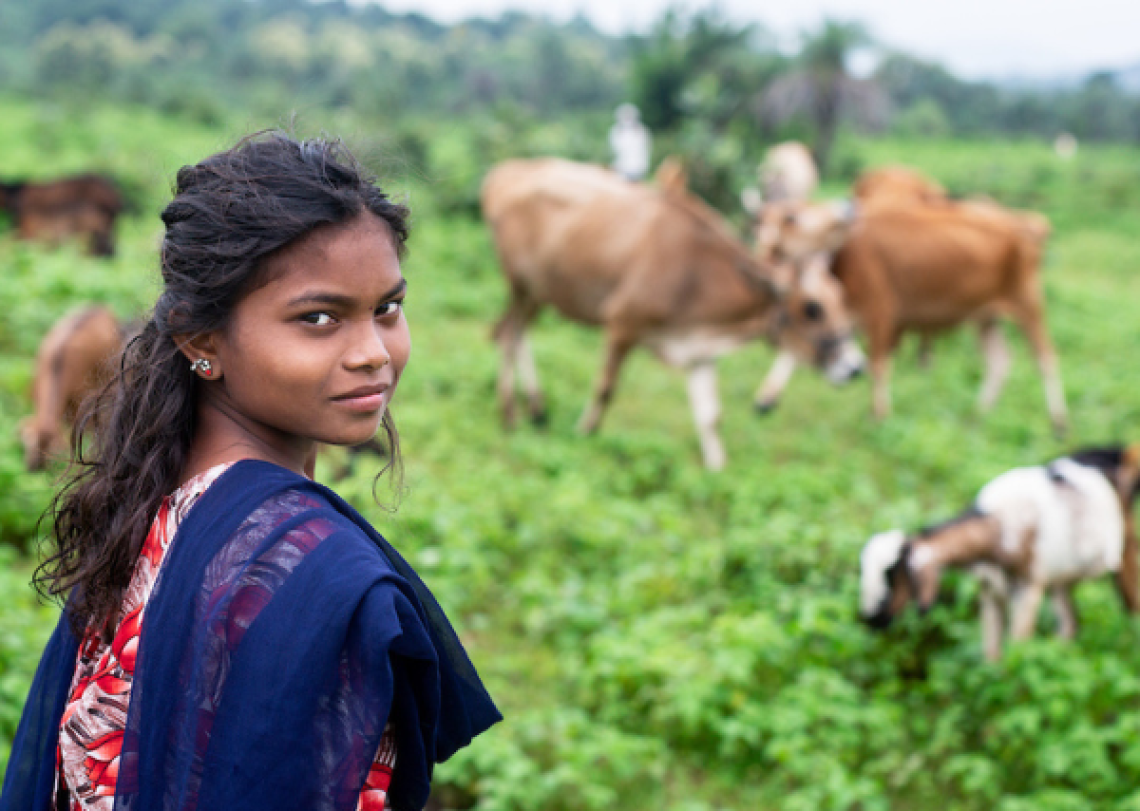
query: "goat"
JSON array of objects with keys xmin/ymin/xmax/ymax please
[{"xmin": 860, "ymin": 446, "xmax": 1140, "ymax": 661}]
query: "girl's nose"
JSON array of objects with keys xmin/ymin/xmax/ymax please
[{"xmin": 346, "ymin": 322, "xmax": 391, "ymax": 371}]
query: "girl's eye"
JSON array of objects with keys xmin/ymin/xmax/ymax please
[
  {"xmin": 301, "ymin": 312, "xmax": 336, "ymax": 326},
  {"xmin": 376, "ymin": 300, "xmax": 403, "ymax": 318}
]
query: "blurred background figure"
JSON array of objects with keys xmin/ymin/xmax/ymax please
[
  {"xmin": 1054, "ymin": 131, "xmax": 1079, "ymax": 159},
  {"xmin": 608, "ymin": 103, "xmax": 651, "ymax": 181}
]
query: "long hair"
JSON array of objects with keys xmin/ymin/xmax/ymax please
[{"xmin": 35, "ymin": 132, "xmax": 411, "ymax": 636}]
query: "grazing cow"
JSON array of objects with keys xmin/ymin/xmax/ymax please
[
  {"xmin": 860, "ymin": 446, "xmax": 1140, "ymax": 661},
  {"xmin": 20, "ymin": 306, "xmax": 125, "ymax": 470},
  {"xmin": 749, "ymin": 191, "xmax": 1067, "ymax": 433},
  {"xmin": 0, "ymin": 174, "xmax": 124, "ymax": 256},
  {"xmin": 482, "ymin": 158, "xmax": 864, "ymax": 469}
]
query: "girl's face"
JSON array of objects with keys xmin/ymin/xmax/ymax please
[{"xmin": 203, "ymin": 213, "xmax": 410, "ymax": 465}]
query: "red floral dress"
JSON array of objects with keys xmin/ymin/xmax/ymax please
[{"xmin": 55, "ymin": 464, "xmax": 396, "ymax": 811}]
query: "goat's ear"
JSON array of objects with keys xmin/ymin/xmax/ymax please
[{"xmin": 742, "ymin": 187, "xmax": 764, "ymax": 216}]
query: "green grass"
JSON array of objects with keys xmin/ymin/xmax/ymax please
[{"xmin": 1, "ymin": 97, "xmax": 1139, "ymax": 810}]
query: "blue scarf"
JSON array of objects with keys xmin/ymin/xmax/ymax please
[{"xmin": 0, "ymin": 460, "xmax": 501, "ymax": 811}]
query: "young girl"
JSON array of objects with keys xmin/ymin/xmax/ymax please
[{"xmin": 1, "ymin": 133, "xmax": 500, "ymax": 811}]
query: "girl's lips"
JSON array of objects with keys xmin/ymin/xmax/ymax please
[{"xmin": 332, "ymin": 392, "xmax": 388, "ymax": 412}]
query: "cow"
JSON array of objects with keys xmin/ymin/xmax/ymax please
[
  {"xmin": 854, "ymin": 166, "xmax": 1051, "ymax": 247},
  {"xmin": 20, "ymin": 306, "xmax": 125, "ymax": 471},
  {"xmin": 758, "ymin": 141, "xmax": 818, "ymax": 204},
  {"xmin": 860, "ymin": 446, "xmax": 1140, "ymax": 661},
  {"xmin": 0, "ymin": 174, "xmax": 124, "ymax": 256},
  {"xmin": 850, "ymin": 167, "xmax": 1052, "ymax": 367},
  {"xmin": 749, "ymin": 191, "xmax": 1067, "ymax": 434},
  {"xmin": 482, "ymin": 158, "xmax": 864, "ymax": 469},
  {"xmin": 653, "ymin": 156, "xmax": 689, "ymax": 198},
  {"xmin": 853, "ymin": 165, "xmax": 946, "ymax": 207}
]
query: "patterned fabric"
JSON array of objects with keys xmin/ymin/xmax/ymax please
[{"xmin": 55, "ymin": 464, "xmax": 396, "ymax": 811}]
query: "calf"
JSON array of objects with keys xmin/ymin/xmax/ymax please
[
  {"xmin": 20, "ymin": 306, "xmax": 124, "ymax": 470},
  {"xmin": 860, "ymin": 446, "xmax": 1140, "ymax": 661}
]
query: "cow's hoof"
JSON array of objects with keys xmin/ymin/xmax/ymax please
[{"xmin": 530, "ymin": 409, "xmax": 549, "ymax": 428}]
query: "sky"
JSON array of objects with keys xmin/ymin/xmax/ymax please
[{"xmin": 367, "ymin": 0, "xmax": 1140, "ymax": 81}]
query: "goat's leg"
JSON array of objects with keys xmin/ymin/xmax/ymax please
[
  {"xmin": 979, "ymin": 587, "xmax": 1007, "ymax": 663},
  {"xmin": 515, "ymin": 334, "xmax": 547, "ymax": 425},
  {"xmin": 1050, "ymin": 587, "xmax": 1079, "ymax": 640},
  {"xmin": 1114, "ymin": 510, "xmax": 1140, "ymax": 613},
  {"xmin": 1011, "ymin": 288, "xmax": 1068, "ymax": 436},
  {"xmin": 686, "ymin": 362, "xmax": 726, "ymax": 470},
  {"xmin": 753, "ymin": 349, "xmax": 797, "ymax": 414},
  {"xmin": 1010, "ymin": 581, "xmax": 1045, "ymax": 640},
  {"xmin": 577, "ymin": 331, "xmax": 635, "ymax": 435},
  {"xmin": 977, "ymin": 318, "xmax": 1012, "ymax": 412}
]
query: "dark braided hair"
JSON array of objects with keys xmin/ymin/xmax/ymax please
[{"xmin": 36, "ymin": 132, "xmax": 410, "ymax": 636}]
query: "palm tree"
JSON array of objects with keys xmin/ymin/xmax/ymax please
[{"xmin": 758, "ymin": 20, "xmax": 883, "ymax": 174}]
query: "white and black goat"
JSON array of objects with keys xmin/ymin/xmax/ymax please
[{"xmin": 860, "ymin": 446, "xmax": 1140, "ymax": 661}]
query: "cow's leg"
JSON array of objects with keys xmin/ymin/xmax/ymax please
[
  {"xmin": 753, "ymin": 350, "xmax": 797, "ymax": 414},
  {"xmin": 1050, "ymin": 587, "xmax": 1078, "ymax": 640},
  {"xmin": 686, "ymin": 362, "xmax": 726, "ymax": 470},
  {"xmin": 494, "ymin": 289, "xmax": 538, "ymax": 429},
  {"xmin": 977, "ymin": 318, "xmax": 1011, "ymax": 412},
  {"xmin": 867, "ymin": 321, "xmax": 898, "ymax": 420},
  {"xmin": 495, "ymin": 322, "xmax": 521, "ymax": 428},
  {"xmin": 917, "ymin": 334, "xmax": 934, "ymax": 369},
  {"xmin": 577, "ymin": 331, "xmax": 635, "ymax": 435},
  {"xmin": 514, "ymin": 334, "xmax": 547, "ymax": 424},
  {"xmin": 1010, "ymin": 581, "xmax": 1044, "ymax": 640},
  {"xmin": 1011, "ymin": 291, "xmax": 1068, "ymax": 435}
]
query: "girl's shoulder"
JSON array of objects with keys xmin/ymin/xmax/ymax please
[{"xmin": 169, "ymin": 459, "xmax": 409, "ymax": 607}]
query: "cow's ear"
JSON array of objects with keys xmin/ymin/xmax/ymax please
[{"xmin": 741, "ymin": 187, "xmax": 764, "ymax": 216}]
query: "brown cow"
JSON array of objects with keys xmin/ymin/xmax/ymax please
[
  {"xmin": 856, "ymin": 167, "xmax": 1051, "ymax": 244},
  {"xmin": 0, "ymin": 174, "xmax": 123, "ymax": 256},
  {"xmin": 853, "ymin": 165, "xmax": 946, "ymax": 207},
  {"xmin": 851, "ymin": 167, "xmax": 1052, "ymax": 367},
  {"xmin": 20, "ymin": 306, "xmax": 125, "ymax": 470},
  {"xmin": 751, "ymin": 195, "xmax": 1067, "ymax": 433},
  {"xmin": 653, "ymin": 156, "xmax": 689, "ymax": 198},
  {"xmin": 482, "ymin": 158, "xmax": 864, "ymax": 469}
]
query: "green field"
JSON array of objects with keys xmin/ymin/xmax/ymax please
[{"xmin": 1, "ymin": 96, "xmax": 1139, "ymax": 810}]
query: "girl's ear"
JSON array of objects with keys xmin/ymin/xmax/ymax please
[{"xmin": 175, "ymin": 331, "xmax": 223, "ymax": 380}]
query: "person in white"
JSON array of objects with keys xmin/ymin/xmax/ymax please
[{"xmin": 608, "ymin": 103, "xmax": 651, "ymax": 181}]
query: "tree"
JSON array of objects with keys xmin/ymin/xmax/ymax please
[{"xmin": 759, "ymin": 19, "xmax": 882, "ymax": 174}]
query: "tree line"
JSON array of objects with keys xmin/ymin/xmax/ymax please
[{"xmin": 1, "ymin": 0, "xmax": 1138, "ymax": 168}]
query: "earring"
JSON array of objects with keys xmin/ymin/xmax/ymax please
[{"xmin": 190, "ymin": 358, "xmax": 213, "ymax": 377}]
